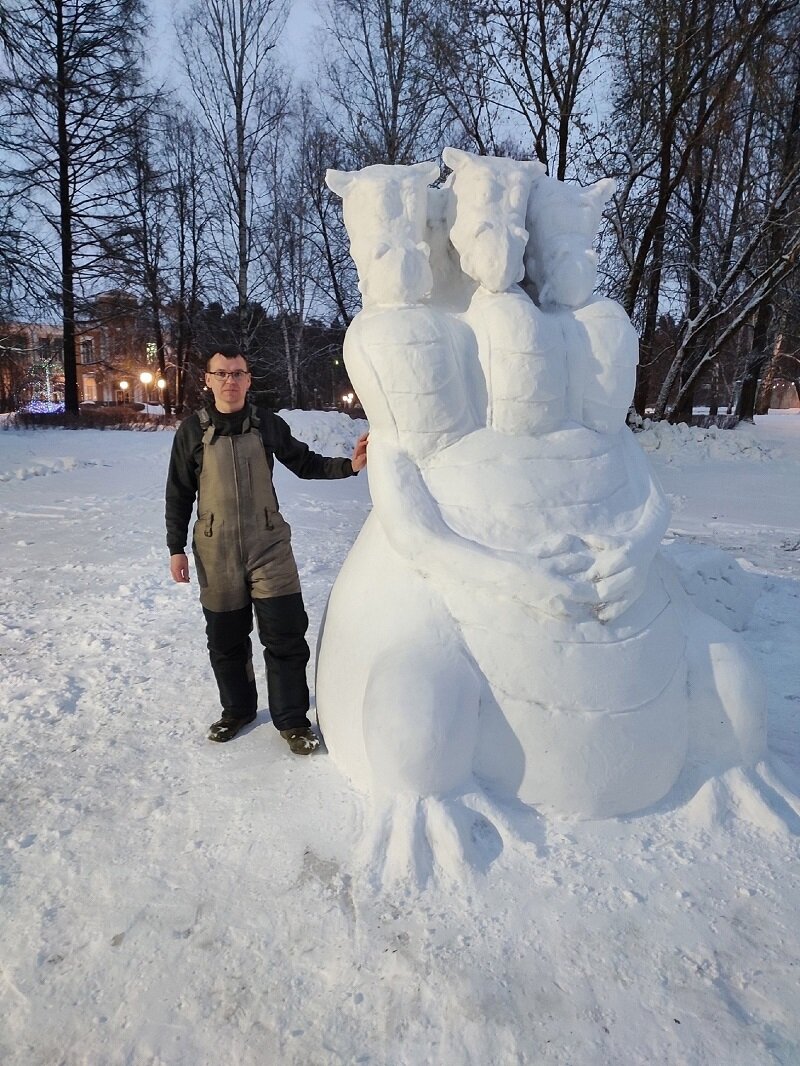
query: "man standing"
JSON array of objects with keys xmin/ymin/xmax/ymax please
[{"xmin": 166, "ymin": 349, "xmax": 368, "ymax": 754}]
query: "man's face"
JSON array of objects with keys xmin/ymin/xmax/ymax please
[{"xmin": 205, "ymin": 354, "xmax": 251, "ymax": 413}]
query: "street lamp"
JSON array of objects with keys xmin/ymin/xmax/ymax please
[
  {"xmin": 119, "ymin": 380, "xmax": 129, "ymax": 405},
  {"xmin": 140, "ymin": 371, "xmax": 153, "ymax": 402}
]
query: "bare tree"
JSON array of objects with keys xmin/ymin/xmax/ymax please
[
  {"xmin": 0, "ymin": 0, "xmax": 148, "ymax": 414},
  {"xmin": 602, "ymin": 0, "xmax": 794, "ymax": 418},
  {"xmin": 100, "ymin": 113, "xmax": 177, "ymax": 412},
  {"xmin": 423, "ymin": 1, "xmax": 507, "ymax": 155},
  {"xmin": 162, "ymin": 111, "xmax": 211, "ymax": 410},
  {"xmin": 436, "ymin": 0, "xmax": 611, "ymax": 175},
  {"xmin": 732, "ymin": 32, "xmax": 800, "ymax": 422},
  {"xmin": 629, "ymin": 9, "xmax": 800, "ymax": 421},
  {"xmin": 250, "ymin": 92, "xmax": 354, "ymax": 405},
  {"xmin": 178, "ymin": 0, "xmax": 288, "ymax": 355},
  {"xmin": 320, "ymin": 0, "xmax": 448, "ymax": 166},
  {"xmin": 297, "ymin": 109, "xmax": 360, "ymax": 327},
  {"xmin": 0, "ymin": 196, "xmax": 52, "ymax": 323}
]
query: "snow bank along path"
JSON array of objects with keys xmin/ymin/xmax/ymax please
[{"xmin": 0, "ymin": 412, "xmax": 798, "ymax": 1065}]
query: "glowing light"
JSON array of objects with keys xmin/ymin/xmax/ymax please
[
  {"xmin": 119, "ymin": 380, "xmax": 129, "ymax": 391},
  {"xmin": 140, "ymin": 371, "xmax": 153, "ymax": 386},
  {"xmin": 157, "ymin": 378, "xmax": 166, "ymax": 390}
]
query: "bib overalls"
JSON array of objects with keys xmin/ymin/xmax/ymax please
[{"xmin": 193, "ymin": 408, "xmax": 311, "ymax": 731}]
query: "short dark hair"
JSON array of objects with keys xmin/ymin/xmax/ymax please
[{"xmin": 206, "ymin": 347, "xmax": 249, "ymax": 370}]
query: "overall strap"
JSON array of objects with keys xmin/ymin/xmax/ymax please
[
  {"xmin": 243, "ymin": 403, "xmax": 261, "ymax": 434},
  {"xmin": 197, "ymin": 406, "xmax": 217, "ymax": 445}
]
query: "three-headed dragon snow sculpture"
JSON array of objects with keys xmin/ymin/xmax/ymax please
[{"xmin": 315, "ymin": 150, "xmax": 777, "ymax": 884}]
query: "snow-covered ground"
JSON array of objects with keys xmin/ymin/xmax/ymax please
[{"xmin": 1, "ymin": 412, "xmax": 798, "ymax": 1065}]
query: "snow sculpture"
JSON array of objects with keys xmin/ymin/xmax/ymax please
[
  {"xmin": 524, "ymin": 173, "xmax": 638, "ymax": 434},
  {"xmin": 316, "ymin": 151, "xmax": 767, "ymax": 880}
]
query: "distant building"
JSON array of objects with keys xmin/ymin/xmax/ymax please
[
  {"xmin": 75, "ymin": 292, "xmax": 167, "ymax": 405},
  {"xmin": 0, "ymin": 292, "xmax": 171, "ymax": 411}
]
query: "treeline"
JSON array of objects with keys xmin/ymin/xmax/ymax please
[{"xmin": 0, "ymin": 0, "xmax": 798, "ymax": 419}]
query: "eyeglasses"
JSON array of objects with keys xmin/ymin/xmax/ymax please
[{"xmin": 207, "ymin": 370, "xmax": 250, "ymax": 381}]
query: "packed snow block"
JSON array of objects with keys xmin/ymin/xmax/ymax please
[
  {"xmin": 362, "ymin": 642, "xmax": 481, "ymax": 796},
  {"xmin": 464, "ymin": 287, "xmax": 567, "ymax": 434},
  {"xmin": 423, "ymin": 426, "xmax": 637, "ymax": 550},
  {"xmin": 318, "ymin": 151, "xmax": 767, "ymax": 834},
  {"xmin": 525, "ymin": 174, "xmax": 614, "ymax": 310},
  {"xmin": 569, "ymin": 299, "xmax": 640, "ymax": 434},
  {"xmin": 343, "ymin": 306, "xmax": 482, "ymax": 460},
  {"xmin": 444, "ymin": 147, "xmax": 544, "ymax": 295},
  {"xmin": 326, "ymin": 160, "xmax": 440, "ymax": 308},
  {"xmin": 496, "ymin": 665, "xmax": 689, "ymax": 818},
  {"xmin": 526, "ymin": 177, "xmax": 635, "ymax": 435},
  {"xmin": 316, "ymin": 514, "xmax": 464, "ymax": 791},
  {"xmin": 683, "ymin": 608, "xmax": 767, "ymax": 771}
]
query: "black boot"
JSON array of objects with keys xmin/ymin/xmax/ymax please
[
  {"xmin": 280, "ymin": 726, "xmax": 319, "ymax": 755},
  {"xmin": 207, "ymin": 712, "xmax": 257, "ymax": 743}
]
